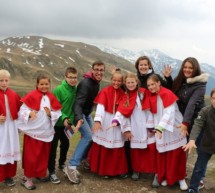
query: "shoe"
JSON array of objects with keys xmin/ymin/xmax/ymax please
[
  {"xmin": 161, "ymin": 180, "xmax": 167, "ymax": 186},
  {"xmin": 36, "ymin": 176, "xmax": 49, "ymax": 182},
  {"xmin": 81, "ymin": 159, "xmax": 90, "ymax": 170},
  {"xmin": 152, "ymin": 174, "xmax": 160, "ymax": 188},
  {"xmin": 21, "ymin": 177, "xmax": 36, "ymax": 190},
  {"xmin": 58, "ymin": 164, "xmax": 65, "ymax": 170},
  {"xmin": 179, "ymin": 179, "xmax": 188, "ymax": 190},
  {"xmin": 65, "ymin": 166, "xmax": 80, "ymax": 184},
  {"xmin": 131, "ymin": 172, "xmax": 139, "ymax": 181},
  {"xmin": 4, "ymin": 178, "xmax": 15, "ymax": 187},
  {"xmin": 187, "ymin": 189, "xmax": 195, "ymax": 193},
  {"xmin": 198, "ymin": 180, "xmax": 204, "ymax": 190},
  {"xmin": 119, "ymin": 174, "xmax": 128, "ymax": 179},
  {"xmin": 50, "ymin": 173, "xmax": 61, "ymax": 184},
  {"xmin": 102, "ymin": 176, "xmax": 110, "ymax": 179}
]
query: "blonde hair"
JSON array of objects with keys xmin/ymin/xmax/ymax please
[
  {"xmin": 124, "ymin": 73, "xmax": 140, "ymax": 107},
  {"xmin": 0, "ymin": 69, "xmax": 10, "ymax": 78}
]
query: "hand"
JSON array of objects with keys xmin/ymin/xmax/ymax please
[
  {"xmin": 155, "ymin": 130, "xmax": 162, "ymax": 139},
  {"xmin": 123, "ymin": 131, "xmax": 133, "ymax": 141},
  {"xmin": 162, "ymin": 65, "xmax": 172, "ymax": 77},
  {"xmin": 64, "ymin": 119, "xmax": 69, "ymax": 127},
  {"xmin": 177, "ymin": 124, "xmax": 189, "ymax": 137},
  {"xmin": 29, "ymin": 111, "xmax": 37, "ymax": 120},
  {"xmin": 92, "ymin": 122, "xmax": 102, "ymax": 133},
  {"xmin": 0, "ymin": 114, "xmax": 6, "ymax": 123},
  {"xmin": 75, "ymin": 119, "xmax": 83, "ymax": 131},
  {"xmin": 107, "ymin": 122, "xmax": 118, "ymax": 130},
  {"xmin": 182, "ymin": 140, "xmax": 196, "ymax": 154},
  {"xmin": 44, "ymin": 107, "xmax": 51, "ymax": 117}
]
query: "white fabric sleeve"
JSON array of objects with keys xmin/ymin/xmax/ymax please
[{"xmin": 94, "ymin": 104, "xmax": 105, "ymax": 125}]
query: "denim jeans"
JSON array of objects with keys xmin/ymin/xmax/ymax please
[
  {"xmin": 68, "ymin": 114, "xmax": 93, "ymax": 166},
  {"xmin": 189, "ymin": 149, "xmax": 212, "ymax": 193}
]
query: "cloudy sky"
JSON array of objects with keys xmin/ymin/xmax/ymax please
[{"xmin": 1, "ymin": 0, "xmax": 215, "ymax": 65}]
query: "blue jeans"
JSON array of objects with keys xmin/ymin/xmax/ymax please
[
  {"xmin": 69, "ymin": 114, "xmax": 93, "ymax": 166},
  {"xmin": 188, "ymin": 149, "xmax": 212, "ymax": 193}
]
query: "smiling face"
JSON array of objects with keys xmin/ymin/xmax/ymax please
[
  {"xmin": 138, "ymin": 59, "xmax": 150, "ymax": 75},
  {"xmin": 92, "ymin": 64, "xmax": 105, "ymax": 82},
  {"xmin": 37, "ymin": 78, "xmax": 50, "ymax": 93},
  {"xmin": 183, "ymin": 61, "xmax": 194, "ymax": 78},
  {"xmin": 125, "ymin": 77, "xmax": 138, "ymax": 91},
  {"xmin": 111, "ymin": 73, "xmax": 123, "ymax": 89},
  {"xmin": 147, "ymin": 79, "xmax": 160, "ymax": 93}
]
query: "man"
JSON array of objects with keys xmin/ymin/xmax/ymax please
[{"xmin": 65, "ymin": 61, "xmax": 105, "ymax": 184}]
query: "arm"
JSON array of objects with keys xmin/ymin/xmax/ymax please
[{"xmin": 92, "ymin": 104, "xmax": 105, "ymax": 132}]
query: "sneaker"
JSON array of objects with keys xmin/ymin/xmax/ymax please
[
  {"xmin": 65, "ymin": 166, "xmax": 80, "ymax": 184},
  {"xmin": 4, "ymin": 178, "xmax": 15, "ymax": 187},
  {"xmin": 21, "ymin": 178, "xmax": 36, "ymax": 190},
  {"xmin": 187, "ymin": 189, "xmax": 195, "ymax": 193},
  {"xmin": 58, "ymin": 164, "xmax": 65, "ymax": 170},
  {"xmin": 198, "ymin": 180, "xmax": 204, "ymax": 190},
  {"xmin": 36, "ymin": 176, "xmax": 49, "ymax": 182},
  {"xmin": 179, "ymin": 179, "xmax": 188, "ymax": 190},
  {"xmin": 131, "ymin": 172, "xmax": 140, "ymax": 181},
  {"xmin": 81, "ymin": 159, "xmax": 90, "ymax": 170},
  {"xmin": 152, "ymin": 174, "xmax": 160, "ymax": 188},
  {"xmin": 102, "ymin": 175, "xmax": 110, "ymax": 179},
  {"xmin": 50, "ymin": 173, "xmax": 61, "ymax": 184},
  {"xmin": 119, "ymin": 174, "xmax": 128, "ymax": 179},
  {"xmin": 161, "ymin": 180, "xmax": 167, "ymax": 186}
]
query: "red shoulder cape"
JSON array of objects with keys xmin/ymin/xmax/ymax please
[
  {"xmin": 94, "ymin": 85, "xmax": 124, "ymax": 114},
  {"xmin": 149, "ymin": 86, "xmax": 178, "ymax": 114},
  {"xmin": 0, "ymin": 88, "xmax": 22, "ymax": 120},
  {"xmin": 117, "ymin": 88, "xmax": 150, "ymax": 117},
  {"xmin": 21, "ymin": 89, "xmax": 62, "ymax": 111}
]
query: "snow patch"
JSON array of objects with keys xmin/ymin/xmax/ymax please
[
  {"xmin": 69, "ymin": 57, "xmax": 75, "ymax": 62},
  {"xmin": 76, "ymin": 49, "xmax": 82, "ymax": 57},
  {"xmin": 55, "ymin": 43, "xmax": 64, "ymax": 48}
]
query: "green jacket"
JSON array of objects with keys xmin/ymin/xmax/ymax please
[{"xmin": 53, "ymin": 80, "xmax": 77, "ymax": 126}]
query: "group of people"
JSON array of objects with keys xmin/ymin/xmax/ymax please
[{"xmin": 0, "ymin": 56, "xmax": 213, "ymax": 193}]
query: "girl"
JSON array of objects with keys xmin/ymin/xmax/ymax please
[
  {"xmin": 147, "ymin": 74, "xmax": 187, "ymax": 190},
  {"xmin": 88, "ymin": 69, "xmax": 128, "ymax": 178},
  {"xmin": 171, "ymin": 57, "xmax": 209, "ymax": 189},
  {"xmin": 111, "ymin": 73, "xmax": 157, "ymax": 181},
  {"xmin": 17, "ymin": 74, "xmax": 62, "ymax": 190},
  {"xmin": 135, "ymin": 56, "xmax": 173, "ymax": 89},
  {"xmin": 0, "ymin": 69, "xmax": 21, "ymax": 186}
]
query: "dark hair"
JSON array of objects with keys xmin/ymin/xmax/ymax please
[
  {"xmin": 92, "ymin": 60, "xmax": 105, "ymax": 69},
  {"xmin": 135, "ymin": 56, "xmax": 154, "ymax": 71},
  {"xmin": 111, "ymin": 68, "xmax": 123, "ymax": 82},
  {"xmin": 172, "ymin": 57, "xmax": 201, "ymax": 93},
  {"xmin": 36, "ymin": 74, "xmax": 50, "ymax": 84},
  {"xmin": 147, "ymin": 74, "xmax": 160, "ymax": 83},
  {"xmin": 210, "ymin": 88, "xmax": 215, "ymax": 97},
  {"xmin": 65, "ymin": 67, "xmax": 77, "ymax": 76}
]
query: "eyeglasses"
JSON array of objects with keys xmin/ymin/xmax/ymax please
[
  {"xmin": 93, "ymin": 68, "xmax": 105, "ymax": 72},
  {"xmin": 66, "ymin": 76, "xmax": 77, "ymax": 80}
]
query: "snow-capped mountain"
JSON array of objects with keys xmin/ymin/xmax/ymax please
[{"xmin": 97, "ymin": 44, "xmax": 215, "ymax": 94}]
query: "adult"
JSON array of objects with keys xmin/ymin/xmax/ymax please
[{"xmin": 65, "ymin": 61, "xmax": 105, "ymax": 184}]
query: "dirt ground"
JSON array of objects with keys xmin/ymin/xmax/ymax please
[{"xmin": 1, "ymin": 135, "xmax": 215, "ymax": 193}]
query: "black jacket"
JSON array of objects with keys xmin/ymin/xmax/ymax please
[
  {"xmin": 175, "ymin": 73, "xmax": 209, "ymax": 132},
  {"xmin": 73, "ymin": 77, "xmax": 100, "ymax": 124},
  {"xmin": 137, "ymin": 71, "xmax": 173, "ymax": 89}
]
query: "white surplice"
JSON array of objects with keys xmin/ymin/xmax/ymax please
[
  {"xmin": 0, "ymin": 95, "xmax": 20, "ymax": 164},
  {"xmin": 17, "ymin": 95, "xmax": 61, "ymax": 142}
]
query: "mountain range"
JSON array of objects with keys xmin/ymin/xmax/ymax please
[
  {"xmin": 97, "ymin": 45, "xmax": 215, "ymax": 94},
  {"xmin": 0, "ymin": 36, "xmax": 214, "ymax": 95}
]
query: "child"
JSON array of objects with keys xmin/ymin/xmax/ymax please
[
  {"xmin": 48, "ymin": 67, "xmax": 77, "ymax": 184},
  {"xmin": 111, "ymin": 73, "xmax": 157, "ymax": 180},
  {"xmin": 0, "ymin": 69, "xmax": 21, "ymax": 186},
  {"xmin": 183, "ymin": 88, "xmax": 215, "ymax": 193},
  {"xmin": 146, "ymin": 74, "xmax": 187, "ymax": 190},
  {"xmin": 88, "ymin": 69, "xmax": 128, "ymax": 178},
  {"xmin": 17, "ymin": 74, "xmax": 62, "ymax": 190}
]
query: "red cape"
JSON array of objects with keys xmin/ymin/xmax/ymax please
[
  {"xmin": 117, "ymin": 88, "xmax": 150, "ymax": 118},
  {"xmin": 94, "ymin": 85, "xmax": 124, "ymax": 114},
  {"xmin": 0, "ymin": 88, "xmax": 22, "ymax": 120},
  {"xmin": 148, "ymin": 86, "xmax": 178, "ymax": 114},
  {"xmin": 21, "ymin": 89, "xmax": 62, "ymax": 111}
]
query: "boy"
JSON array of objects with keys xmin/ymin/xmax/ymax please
[
  {"xmin": 183, "ymin": 88, "xmax": 215, "ymax": 193},
  {"xmin": 48, "ymin": 67, "xmax": 78, "ymax": 184}
]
